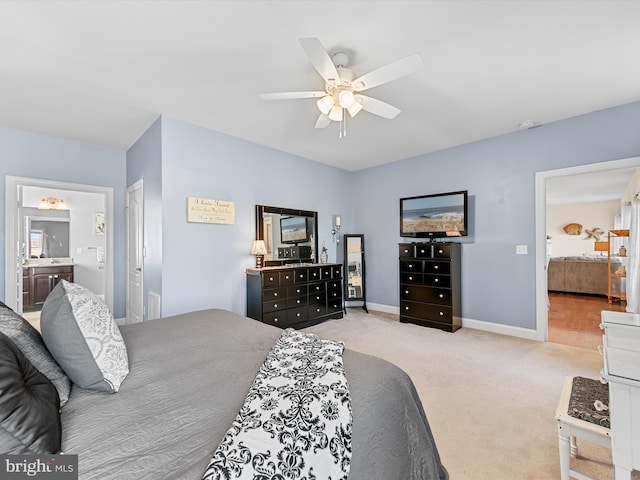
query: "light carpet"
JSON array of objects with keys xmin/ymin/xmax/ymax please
[{"xmin": 304, "ymin": 309, "xmax": 639, "ymax": 480}]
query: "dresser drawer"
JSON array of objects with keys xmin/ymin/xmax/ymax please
[
  {"xmin": 399, "ymin": 244, "xmax": 415, "ymax": 258},
  {"xmin": 308, "ymin": 303, "xmax": 328, "ymax": 318},
  {"xmin": 287, "ymin": 284, "xmax": 308, "ymax": 297},
  {"xmin": 414, "ymin": 244, "xmax": 432, "ymax": 258},
  {"xmin": 433, "ymin": 244, "xmax": 451, "ymax": 259},
  {"xmin": 308, "ymin": 282, "xmax": 326, "ymax": 294},
  {"xmin": 320, "ymin": 265, "xmax": 333, "ymax": 279},
  {"xmin": 401, "ymin": 301, "xmax": 452, "ymax": 323},
  {"xmin": 423, "ymin": 261, "xmax": 450, "ymax": 275},
  {"xmin": 400, "ymin": 260, "xmax": 423, "ymax": 273},
  {"xmin": 262, "ymin": 297, "xmax": 287, "ymax": 313},
  {"xmin": 401, "ymin": 285, "xmax": 451, "ymax": 305},
  {"xmin": 327, "ymin": 279, "xmax": 341, "ymax": 291},
  {"xmin": 294, "ymin": 268, "xmax": 309, "ymax": 283},
  {"xmin": 309, "ymin": 291, "xmax": 327, "ymax": 306},
  {"xmin": 423, "ymin": 274, "xmax": 451, "ymax": 288},
  {"xmin": 307, "ymin": 267, "xmax": 321, "ymax": 282},
  {"xmin": 262, "ymin": 272, "xmax": 281, "ymax": 287},
  {"xmin": 327, "ymin": 295, "xmax": 343, "ymax": 313},
  {"xmin": 263, "ymin": 287, "xmax": 286, "ymax": 301},
  {"xmin": 401, "ymin": 272, "xmax": 423, "ymax": 284},
  {"xmin": 263, "ymin": 311, "xmax": 292, "ymax": 327},
  {"xmin": 287, "ymin": 306, "xmax": 308, "ymax": 324},
  {"xmin": 287, "ymin": 295, "xmax": 307, "ymax": 309},
  {"xmin": 331, "ymin": 265, "xmax": 343, "ymax": 278}
]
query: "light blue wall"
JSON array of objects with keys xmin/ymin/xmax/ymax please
[
  {"xmin": 126, "ymin": 117, "xmax": 163, "ymax": 319},
  {"xmin": 157, "ymin": 116, "xmax": 352, "ymax": 318},
  {"xmin": 0, "ymin": 127, "xmax": 127, "ymax": 318},
  {"xmin": 352, "ymin": 101, "xmax": 640, "ymax": 329}
]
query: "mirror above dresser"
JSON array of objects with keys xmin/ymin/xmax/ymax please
[{"xmin": 255, "ymin": 205, "xmax": 319, "ymax": 266}]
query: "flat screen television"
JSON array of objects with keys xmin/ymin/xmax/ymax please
[
  {"xmin": 400, "ymin": 190, "xmax": 468, "ymax": 238},
  {"xmin": 280, "ymin": 216, "xmax": 310, "ymax": 244}
]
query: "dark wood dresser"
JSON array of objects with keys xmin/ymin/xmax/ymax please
[
  {"xmin": 247, "ymin": 263, "xmax": 343, "ymax": 329},
  {"xmin": 399, "ymin": 242, "xmax": 461, "ymax": 332}
]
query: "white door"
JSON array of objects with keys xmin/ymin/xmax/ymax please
[{"xmin": 126, "ymin": 181, "xmax": 143, "ymax": 324}]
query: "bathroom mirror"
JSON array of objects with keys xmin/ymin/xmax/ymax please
[
  {"xmin": 344, "ymin": 234, "xmax": 367, "ymax": 312},
  {"xmin": 26, "ymin": 216, "xmax": 70, "ymax": 258},
  {"xmin": 255, "ymin": 205, "xmax": 318, "ymax": 266}
]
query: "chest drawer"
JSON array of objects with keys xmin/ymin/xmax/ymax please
[
  {"xmin": 287, "ymin": 284, "xmax": 308, "ymax": 297},
  {"xmin": 401, "ymin": 285, "xmax": 451, "ymax": 305},
  {"xmin": 400, "ymin": 260, "xmax": 423, "ymax": 273},
  {"xmin": 263, "ymin": 287, "xmax": 286, "ymax": 301},
  {"xmin": 401, "ymin": 272, "xmax": 423, "ymax": 284},
  {"xmin": 423, "ymin": 261, "xmax": 450, "ymax": 275}
]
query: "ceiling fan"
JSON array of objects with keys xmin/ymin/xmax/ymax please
[{"xmin": 259, "ymin": 38, "xmax": 425, "ymax": 135}]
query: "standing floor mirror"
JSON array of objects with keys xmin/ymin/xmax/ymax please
[{"xmin": 344, "ymin": 234, "xmax": 367, "ymax": 313}]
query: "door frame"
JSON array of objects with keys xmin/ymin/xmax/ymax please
[
  {"xmin": 4, "ymin": 176, "xmax": 114, "ymax": 313},
  {"xmin": 534, "ymin": 156, "xmax": 640, "ymax": 341},
  {"xmin": 126, "ymin": 179, "xmax": 144, "ymax": 324}
]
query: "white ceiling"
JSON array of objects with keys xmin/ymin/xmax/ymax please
[{"xmin": 1, "ymin": 1, "xmax": 639, "ymax": 173}]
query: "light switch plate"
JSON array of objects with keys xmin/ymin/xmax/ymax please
[{"xmin": 516, "ymin": 245, "xmax": 528, "ymax": 255}]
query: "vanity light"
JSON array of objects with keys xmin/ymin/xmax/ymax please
[
  {"xmin": 38, "ymin": 197, "xmax": 67, "ymax": 210},
  {"xmin": 331, "ymin": 215, "xmax": 342, "ymax": 244},
  {"xmin": 250, "ymin": 240, "xmax": 268, "ymax": 268}
]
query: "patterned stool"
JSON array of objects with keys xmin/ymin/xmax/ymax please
[{"xmin": 555, "ymin": 376, "xmax": 611, "ymax": 480}]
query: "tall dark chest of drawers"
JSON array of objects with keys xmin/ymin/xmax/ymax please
[
  {"xmin": 399, "ymin": 242, "xmax": 462, "ymax": 332},
  {"xmin": 247, "ymin": 263, "xmax": 343, "ymax": 329}
]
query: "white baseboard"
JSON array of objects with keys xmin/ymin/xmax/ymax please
[{"xmin": 364, "ymin": 303, "xmax": 538, "ymax": 341}]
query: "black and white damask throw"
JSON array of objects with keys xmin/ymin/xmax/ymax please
[{"xmin": 202, "ymin": 329, "xmax": 352, "ymax": 480}]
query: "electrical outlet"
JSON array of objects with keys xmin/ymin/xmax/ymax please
[{"xmin": 516, "ymin": 245, "xmax": 528, "ymax": 255}]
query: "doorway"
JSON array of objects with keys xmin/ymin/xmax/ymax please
[
  {"xmin": 535, "ymin": 156, "xmax": 640, "ymax": 343},
  {"xmin": 4, "ymin": 176, "xmax": 114, "ymax": 315}
]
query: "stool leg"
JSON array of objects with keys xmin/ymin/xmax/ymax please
[
  {"xmin": 570, "ymin": 435, "xmax": 578, "ymax": 457},
  {"xmin": 558, "ymin": 424, "xmax": 571, "ymax": 480}
]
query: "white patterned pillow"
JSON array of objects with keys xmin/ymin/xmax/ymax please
[{"xmin": 40, "ymin": 280, "xmax": 129, "ymax": 393}]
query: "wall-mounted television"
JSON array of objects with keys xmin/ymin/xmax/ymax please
[
  {"xmin": 400, "ymin": 190, "xmax": 468, "ymax": 238},
  {"xmin": 280, "ymin": 216, "xmax": 310, "ymax": 244}
]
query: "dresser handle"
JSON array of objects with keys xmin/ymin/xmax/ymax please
[
  {"xmin": 274, "ymin": 318, "xmax": 278, "ymax": 323},
  {"xmin": 285, "ymin": 275, "xmax": 290, "ymax": 280},
  {"xmin": 274, "ymin": 292, "xmax": 278, "ymax": 297},
  {"xmin": 405, "ymin": 290, "xmax": 409, "ymax": 294},
  {"xmin": 435, "ymin": 278, "xmax": 439, "ymax": 283},
  {"xmin": 409, "ymin": 276, "xmax": 413, "ymax": 280},
  {"xmin": 409, "ymin": 265, "xmax": 413, "ymax": 269},
  {"xmin": 434, "ymin": 265, "xmax": 439, "ymax": 269},
  {"xmin": 438, "ymin": 249, "xmax": 443, "ymax": 254},
  {"xmin": 316, "ymin": 308, "xmax": 321, "ymax": 312},
  {"xmin": 297, "ymin": 299, "xmax": 301, "ymax": 304},
  {"xmin": 405, "ymin": 306, "xmax": 409, "ymax": 310},
  {"xmin": 439, "ymin": 311, "xmax": 444, "ymax": 316},
  {"xmin": 439, "ymin": 294, "xmax": 444, "ymax": 298},
  {"xmin": 296, "ymin": 313, "xmax": 301, "ymax": 317},
  {"xmin": 273, "ymin": 303, "xmax": 278, "ymax": 308},
  {"xmin": 269, "ymin": 277, "xmax": 274, "ymax": 281}
]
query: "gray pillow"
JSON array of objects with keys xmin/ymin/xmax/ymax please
[
  {"xmin": 0, "ymin": 301, "xmax": 71, "ymax": 406},
  {"xmin": 0, "ymin": 330, "xmax": 61, "ymax": 454},
  {"xmin": 40, "ymin": 281, "xmax": 129, "ymax": 393}
]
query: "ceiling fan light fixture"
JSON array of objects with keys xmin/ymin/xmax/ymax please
[
  {"xmin": 338, "ymin": 89, "xmax": 355, "ymax": 108},
  {"xmin": 347, "ymin": 100, "xmax": 363, "ymax": 118},
  {"xmin": 328, "ymin": 105, "xmax": 343, "ymax": 122},
  {"xmin": 317, "ymin": 95, "xmax": 334, "ymax": 115}
]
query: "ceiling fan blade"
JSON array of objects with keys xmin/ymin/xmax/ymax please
[
  {"xmin": 356, "ymin": 95, "xmax": 401, "ymax": 119},
  {"xmin": 352, "ymin": 53, "xmax": 424, "ymax": 92},
  {"xmin": 299, "ymin": 37, "xmax": 340, "ymax": 85},
  {"xmin": 259, "ymin": 91, "xmax": 325, "ymax": 100},
  {"xmin": 315, "ymin": 113, "xmax": 331, "ymax": 129}
]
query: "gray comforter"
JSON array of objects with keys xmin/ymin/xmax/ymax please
[{"xmin": 61, "ymin": 309, "xmax": 447, "ymax": 480}]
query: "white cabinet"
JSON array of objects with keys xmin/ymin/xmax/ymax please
[{"xmin": 601, "ymin": 311, "xmax": 640, "ymax": 479}]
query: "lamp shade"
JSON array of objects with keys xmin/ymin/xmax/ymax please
[
  {"xmin": 594, "ymin": 241, "xmax": 608, "ymax": 252},
  {"xmin": 251, "ymin": 240, "xmax": 267, "ymax": 256}
]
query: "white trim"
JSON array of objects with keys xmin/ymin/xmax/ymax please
[
  {"xmin": 126, "ymin": 179, "xmax": 144, "ymax": 324},
  {"xmin": 461, "ymin": 317, "xmax": 538, "ymax": 340},
  {"xmin": 5, "ymin": 176, "xmax": 115, "ymax": 313},
  {"xmin": 534, "ymin": 156, "xmax": 640, "ymax": 342},
  {"xmin": 365, "ymin": 302, "xmax": 537, "ymax": 339}
]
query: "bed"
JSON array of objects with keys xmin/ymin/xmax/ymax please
[{"xmin": 1, "ymin": 301, "xmax": 448, "ymax": 480}]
